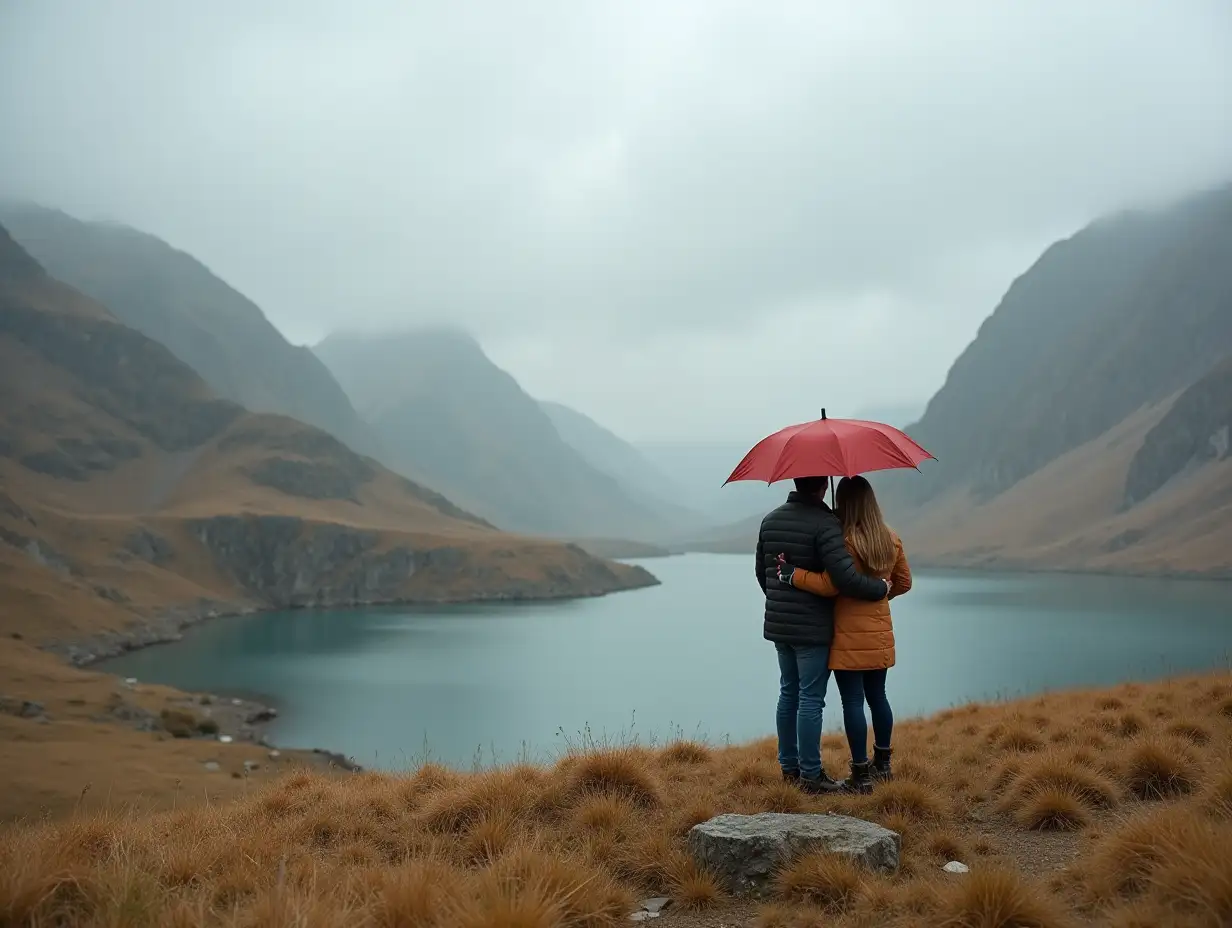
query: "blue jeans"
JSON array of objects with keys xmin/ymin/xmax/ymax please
[
  {"xmin": 775, "ymin": 643, "xmax": 830, "ymax": 780},
  {"xmin": 833, "ymin": 669, "xmax": 894, "ymax": 764}
]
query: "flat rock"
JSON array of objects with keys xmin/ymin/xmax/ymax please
[
  {"xmin": 640, "ymin": 898, "xmax": 671, "ymax": 914},
  {"xmin": 687, "ymin": 812, "xmax": 900, "ymax": 897}
]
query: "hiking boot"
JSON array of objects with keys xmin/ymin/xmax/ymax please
[
  {"xmin": 871, "ymin": 746, "xmax": 893, "ymax": 782},
  {"xmin": 781, "ymin": 768, "xmax": 800, "ymax": 783},
  {"xmin": 843, "ymin": 761, "xmax": 874, "ymax": 794},
  {"xmin": 798, "ymin": 771, "xmax": 844, "ymax": 795}
]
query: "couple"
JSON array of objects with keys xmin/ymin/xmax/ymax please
[{"xmin": 756, "ymin": 474, "xmax": 912, "ymax": 795}]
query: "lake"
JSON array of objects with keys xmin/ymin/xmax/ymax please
[{"xmin": 102, "ymin": 554, "xmax": 1232, "ymax": 770}]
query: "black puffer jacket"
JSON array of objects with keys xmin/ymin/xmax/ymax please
[{"xmin": 756, "ymin": 491, "xmax": 887, "ymax": 646}]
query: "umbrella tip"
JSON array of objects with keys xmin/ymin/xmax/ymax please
[{"xmin": 820, "ymin": 407, "xmax": 827, "ymax": 420}]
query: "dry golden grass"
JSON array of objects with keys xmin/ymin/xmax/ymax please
[
  {"xmin": 1015, "ymin": 787, "xmax": 1091, "ymax": 832},
  {"xmin": 1122, "ymin": 735, "xmax": 1199, "ymax": 800},
  {"xmin": 1, "ymin": 672, "xmax": 1230, "ymax": 927},
  {"xmin": 775, "ymin": 852, "xmax": 865, "ymax": 912},
  {"xmin": 930, "ymin": 867, "xmax": 1074, "ymax": 928}
]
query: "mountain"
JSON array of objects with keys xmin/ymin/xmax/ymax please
[
  {"xmin": 538, "ymin": 400, "xmax": 703, "ymax": 528},
  {"xmin": 886, "ymin": 184, "xmax": 1232, "ymax": 574},
  {"xmin": 636, "ymin": 440, "xmax": 786, "ymax": 526},
  {"xmin": 0, "ymin": 202, "xmax": 378, "ymax": 458},
  {"xmin": 0, "ymin": 224, "xmax": 656, "ymax": 652},
  {"xmin": 684, "ymin": 185, "xmax": 1232, "ymax": 573},
  {"xmin": 898, "ymin": 184, "xmax": 1232, "ymax": 507},
  {"xmin": 314, "ymin": 329, "xmax": 677, "ymax": 540}
]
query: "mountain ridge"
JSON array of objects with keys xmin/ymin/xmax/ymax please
[
  {"xmin": 0, "ymin": 201, "xmax": 381, "ymax": 460},
  {"xmin": 314, "ymin": 329, "xmax": 678, "ymax": 540},
  {"xmin": 683, "ymin": 183, "xmax": 1232, "ymax": 574},
  {"xmin": 0, "ymin": 224, "xmax": 657, "ymax": 650},
  {"xmin": 538, "ymin": 399, "xmax": 705, "ymax": 531}
]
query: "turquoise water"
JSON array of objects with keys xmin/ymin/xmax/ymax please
[{"xmin": 102, "ymin": 554, "xmax": 1232, "ymax": 770}]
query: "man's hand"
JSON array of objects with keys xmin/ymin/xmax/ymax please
[
  {"xmin": 882, "ymin": 578, "xmax": 892, "ymax": 598},
  {"xmin": 776, "ymin": 553, "xmax": 795, "ymax": 585}
]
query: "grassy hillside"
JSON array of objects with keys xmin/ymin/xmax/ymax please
[
  {"xmin": 315, "ymin": 329, "xmax": 680, "ymax": 541},
  {"xmin": 2, "ymin": 672, "xmax": 1229, "ymax": 926},
  {"xmin": 0, "ymin": 222, "xmax": 657, "ymax": 818},
  {"xmin": 0, "ymin": 202, "xmax": 380, "ymax": 460}
]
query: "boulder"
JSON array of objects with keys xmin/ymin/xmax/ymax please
[{"xmin": 687, "ymin": 812, "xmax": 900, "ymax": 896}]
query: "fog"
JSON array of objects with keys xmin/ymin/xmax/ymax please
[{"xmin": 2, "ymin": 1, "xmax": 1230, "ymax": 440}]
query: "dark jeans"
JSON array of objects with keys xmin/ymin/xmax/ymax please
[
  {"xmin": 775, "ymin": 643, "xmax": 830, "ymax": 781},
  {"xmin": 832, "ymin": 668, "xmax": 894, "ymax": 765}
]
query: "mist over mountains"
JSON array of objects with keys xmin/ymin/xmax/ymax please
[{"xmin": 3, "ymin": 182, "xmax": 1229, "ymax": 574}]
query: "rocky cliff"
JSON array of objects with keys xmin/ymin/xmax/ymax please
[
  {"xmin": 1123, "ymin": 356, "xmax": 1232, "ymax": 508},
  {"xmin": 896, "ymin": 183, "xmax": 1232, "ymax": 508},
  {"xmin": 858, "ymin": 184, "xmax": 1232, "ymax": 575},
  {"xmin": 189, "ymin": 514, "xmax": 654, "ymax": 609}
]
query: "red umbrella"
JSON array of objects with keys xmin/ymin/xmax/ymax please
[{"xmin": 724, "ymin": 409, "xmax": 934, "ymax": 485}]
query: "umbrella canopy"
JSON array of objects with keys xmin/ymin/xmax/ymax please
[{"xmin": 724, "ymin": 410, "xmax": 934, "ymax": 485}]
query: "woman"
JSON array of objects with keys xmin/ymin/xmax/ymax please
[{"xmin": 776, "ymin": 475, "xmax": 912, "ymax": 793}]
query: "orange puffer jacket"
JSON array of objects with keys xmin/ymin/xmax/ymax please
[{"xmin": 789, "ymin": 533, "xmax": 911, "ymax": 671}]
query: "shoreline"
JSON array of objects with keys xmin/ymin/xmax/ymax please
[
  {"xmin": 46, "ymin": 573, "xmax": 662, "ymax": 668},
  {"xmin": 40, "ymin": 559, "xmax": 1230, "ymax": 782},
  {"xmin": 35, "ymin": 578, "xmax": 665, "ymax": 772}
]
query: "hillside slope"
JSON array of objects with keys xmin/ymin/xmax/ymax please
[
  {"xmin": 899, "ymin": 184, "xmax": 1232, "ymax": 507},
  {"xmin": 687, "ymin": 187, "xmax": 1232, "ymax": 573},
  {"xmin": 0, "ymin": 224, "xmax": 656, "ymax": 650},
  {"xmin": 539, "ymin": 400, "xmax": 703, "ymax": 529},
  {"xmin": 315, "ymin": 329, "xmax": 676, "ymax": 540},
  {"xmin": 0, "ymin": 202, "xmax": 379, "ymax": 459},
  {"xmin": 886, "ymin": 184, "xmax": 1232, "ymax": 573},
  {"xmin": 0, "ymin": 223, "xmax": 656, "ymax": 819}
]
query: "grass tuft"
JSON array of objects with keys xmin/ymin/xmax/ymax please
[
  {"xmin": 1201, "ymin": 763, "xmax": 1232, "ymax": 820},
  {"xmin": 870, "ymin": 779, "xmax": 947, "ymax": 821},
  {"xmin": 573, "ymin": 794, "xmax": 635, "ymax": 834},
  {"xmin": 660, "ymin": 740, "xmax": 712, "ymax": 766},
  {"xmin": 1123, "ymin": 736, "xmax": 1198, "ymax": 800},
  {"xmin": 1016, "ymin": 787, "xmax": 1090, "ymax": 832},
  {"xmin": 934, "ymin": 866, "xmax": 1074, "ymax": 928},
  {"xmin": 566, "ymin": 749, "xmax": 661, "ymax": 807},
  {"xmin": 997, "ymin": 752, "xmax": 1120, "ymax": 812},
  {"xmin": 1164, "ymin": 721, "xmax": 1211, "ymax": 746},
  {"xmin": 775, "ymin": 852, "xmax": 864, "ymax": 912}
]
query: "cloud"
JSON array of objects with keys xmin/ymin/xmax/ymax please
[{"xmin": 2, "ymin": 0, "xmax": 1230, "ymax": 440}]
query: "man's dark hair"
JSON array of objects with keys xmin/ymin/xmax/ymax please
[{"xmin": 792, "ymin": 475, "xmax": 829, "ymax": 497}]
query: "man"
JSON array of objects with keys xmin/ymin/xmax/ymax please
[{"xmin": 756, "ymin": 475, "xmax": 890, "ymax": 793}]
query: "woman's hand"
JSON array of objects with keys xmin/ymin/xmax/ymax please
[{"xmin": 776, "ymin": 553, "xmax": 796, "ymax": 585}]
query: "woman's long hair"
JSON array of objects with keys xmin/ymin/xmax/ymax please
[{"xmin": 834, "ymin": 476, "xmax": 896, "ymax": 575}]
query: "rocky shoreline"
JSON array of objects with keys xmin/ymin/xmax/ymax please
[{"xmin": 92, "ymin": 671, "xmax": 364, "ymax": 772}]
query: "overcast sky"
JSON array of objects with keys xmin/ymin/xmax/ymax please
[{"xmin": 2, "ymin": 1, "xmax": 1230, "ymax": 442}]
